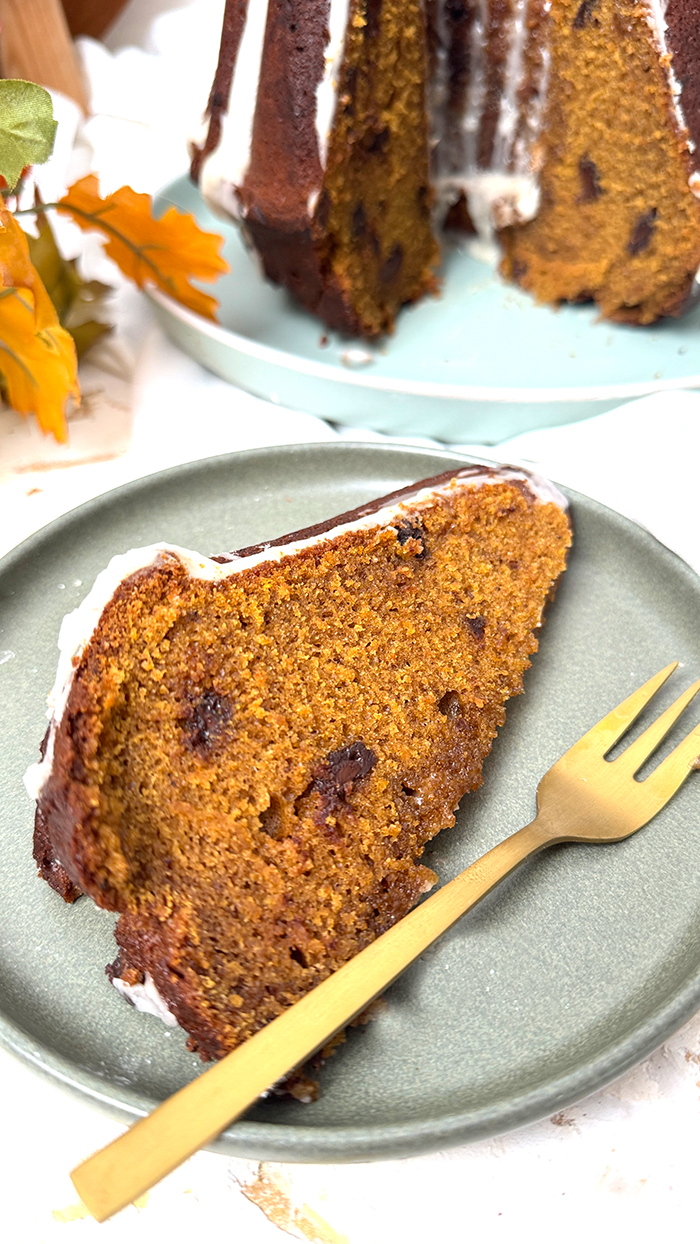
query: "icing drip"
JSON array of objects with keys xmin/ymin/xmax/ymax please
[
  {"xmin": 429, "ymin": 0, "xmax": 452, "ymax": 132},
  {"xmin": 315, "ymin": 0, "xmax": 351, "ymax": 169},
  {"xmin": 517, "ymin": 10, "xmax": 550, "ymax": 177},
  {"xmin": 112, "ymin": 972, "xmax": 179, "ymax": 1028},
  {"xmin": 644, "ymin": 0, "xmax": 694, "ymax": 154},
  {"xmin": 199, "ymin": 0, "xmax": 271, "ymax": 221},
  {"xmin": 492, "ymin": 0, "xmax": 529, "ymax": 171},
  {"xmin": 197, "ymin": 0, "xmax": 699, "ymax": 238},
  {"xmin": 463, "ymin": 0, "xmax": 488, "ymax": 174},
  {"xmin": 201, "ymin": 0, "xmax": 351, "ymax": 224},
  {"xmin": 435, "ymin": 0, "xmax": 542, "ymax": 237}
]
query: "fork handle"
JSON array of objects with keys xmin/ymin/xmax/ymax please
[{"xmin": 72, "ymin": 817, "xmax": 552, "ymax": 1222}]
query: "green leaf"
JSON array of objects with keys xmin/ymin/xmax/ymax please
[
  {"xmin": 0, "ymin": 81, "xmax": 57, "ymax": 191},
  {"xmin": 27, "ymin": 210, "xmax": 113, "ymax": 357}
]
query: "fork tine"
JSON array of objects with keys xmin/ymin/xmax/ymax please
[
  {"xmin": 615, "ymin": 677, "xmax": 700, "ymax": 775},
  {"xmin": 636, "ymin": 720, "xmax": 700, "ymax": 809},
  {"xmin": 566, "ymin": 662, "xmax": 678, "ymax": 758}
]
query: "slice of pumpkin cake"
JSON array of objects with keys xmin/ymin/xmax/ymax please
[
  {"xmin": 27, "ymin": 465, "xmax": 570, "ymax": 1061},
  {"xmin": 191, "ymin": 0, "xmax": 439, "ymax": 339}
]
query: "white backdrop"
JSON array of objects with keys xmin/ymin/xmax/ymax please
[{"xmin": 2, "ymin": 3, "xmax": 700, "ymax": 1241}]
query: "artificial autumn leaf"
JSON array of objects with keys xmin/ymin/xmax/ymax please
[
  {"xmin": 27, "ymin": 209, "xmax": 113, "ymax": 357},
  {"xmin": 57, "ymin": 175, "xmax": 229, "ymax": 320},
  {"xmin": 0, "ymin": 204, "xmax": 79, "ymax": 441},
  {"xmin": 0, "ymin": 81, "xmax": 56, "ymax": 191}
]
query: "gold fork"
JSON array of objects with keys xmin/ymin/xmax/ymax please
[{"xmin": 72, "ymin": 662, "xmax": 700, "ymax": 1222}]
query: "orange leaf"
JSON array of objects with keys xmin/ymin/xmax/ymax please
[
  {"xmin": 0, "ymin": 204, "xmax": 78, "ymax": 441},
  {"xmin": 0, "ymin": 201, "xmax": 58, "ymax": 329},
  {"xmin": 57, "ymin": 176, "xmax": 229, "ymax": 321}
]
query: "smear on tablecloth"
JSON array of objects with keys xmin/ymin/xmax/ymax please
[{"xmin": 233, "ymin": 1163, "xmax": 349, "ymax": 1244}]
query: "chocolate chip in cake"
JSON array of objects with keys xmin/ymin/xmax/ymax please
[
  {"xmin": 577, "ymin": 157, "xmax": 603, "ymax": 202},
  {"xmin": 364, "ymin": 0, "xmax": 384, "ymax": 40},
  {"xmin": 438, "ymin": 691, "xmax": 463, "ymax": 719},
  {"xmin": 380, "ymin": 243, "xmax": 404, "ymax": 285},
  {"xmin": 323, "ymin": 741, "xmax": 377, "ymax": 790},
  {"xmin": 308, "ymin": 742, "xmax": 378, "ymax": 826},
  {"xmin": 184, "ymin": 691, "xmax": 232, "ymax": 754},
  {"xmin": 628, "ymin": 209, "xmax": 658, "ymax": 255},
  {"xmin": 573, "ymin": 0, "xmax": 599, "ymax": 28},
  {"xmin": 395, "ymin": 520, "xmax": 427, "ymax": 558},
  {"xmin": 362, "ymin": 126, "xmax": 390, "ymax": 156},
  {"xmin": 352, "ymin": 201, "xmax": 368, "ymax": 239},
  {"xmin": 465, "ymin": 615, "xmax": 487, "ymax": 641},
  {"xmin": 511, "ymin": 257, "xmax": 528, "ymax": 282},
  {"xmin": 290, "ymin": 945, "xmax": 308, "ymax": 968}
]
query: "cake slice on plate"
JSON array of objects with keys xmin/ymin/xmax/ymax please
[{"xmin": 27, "ymin": 465, "xmax": 571, "ymax": 1061}]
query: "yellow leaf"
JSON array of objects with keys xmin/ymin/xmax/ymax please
[
  {"xmin": 0, "ymin": 204, "xmax": 78, "ymax": 441},
  {"xmin": 0, "ymin": 201, "xmax": 58, "ymax": 328},
  {"xmin": 57, "ymin": 176, "xmax": 229, "ymax": 320}
]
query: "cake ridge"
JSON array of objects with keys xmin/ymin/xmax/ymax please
[{"xmin": 192, "ymin": 0, "xmax": 700, "ymax": 332}]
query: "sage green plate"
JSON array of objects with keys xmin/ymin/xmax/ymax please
[
  {"xmin": 2, "ymin": 442, "xmax": 700, "ymax": 1162},
  {"xmin": 150, "ymin": 176, "xmax": 700, "ymax": 443}
]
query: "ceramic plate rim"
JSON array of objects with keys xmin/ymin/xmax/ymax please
[
  {"xmin": 149, "ymin": 167, "xmax": 700, "ymax": 408},
  {"xmin": 3, "ymin": 441, "xmax": 700, "ymax": 1162},
  {"xmin": 148, "ymin": 287, "xmax": 700, "ymax": 404}
]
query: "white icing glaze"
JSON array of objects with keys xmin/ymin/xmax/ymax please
[
  {"xmin": 520, "ymin": 29, "xmax": 550, "ymax": 174},
  {"xmin": 199, "ymin": 0, "xmax": 271, "ymax": 222},
  {"xmin": 198, "ymin": 0, "xmax": 698, "ymax": 238},
  {"xmin": 200, "ymin": 0, "xmax": 350, "ymax": 224},
  {"xmin": 435, "ymin": 0, "xmax": 544, "ymax": 238},
  {"xmin": 643, "ymin": 0, "xmax": 694, "ymax": 155},
  {"xmin": 458, "ymin": 171, "xmax": 540, "ymax": 238},
  {"xmin": 112, "ymin": 972, "xmax": 179, "ymax": 1028},
  {"xmin": 463, "ymin": 0, "xmax": 488, "ymax": 174},
  {"xmin": 492, "ymin": 0, "xmax": 529, "ymax": 172},
  {"xmin": 24, "ymin": 467, "xmax": 567, "ymax": 804},
  {"xmin": 429, "ymin": 0, "xmax": 451, "ymax": 131},
  {"xmin": 315, "ymin": 0, "xmax": 351, "ymax": 169}
]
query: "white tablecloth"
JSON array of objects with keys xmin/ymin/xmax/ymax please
[{"xmin": 2, "ymin": 3, "xmax": 700, "ymax": 1240}]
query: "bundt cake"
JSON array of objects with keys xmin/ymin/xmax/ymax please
[
  {"xmin": 27, "ymin": 464, "xmax": 571, "ymax": 1062},
  {"xmin": 190, "ymin": 0, "xmax": 700, "ymax": 335}
]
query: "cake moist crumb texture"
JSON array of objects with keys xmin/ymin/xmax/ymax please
[
  {"xmin": 32, "ymin": 469, "xmax": 571, "ymax": 1061},
  {"xmin": 193, "ymin": 0, "xmax": 700, "ymax": 335}
]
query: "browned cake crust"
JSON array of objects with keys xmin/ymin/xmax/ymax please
[
  {"xmin": 192, "ymin": 0, "xmax": 438, "ymax": 338},
  {"xmin": 33, "ymin": 468, "xmax": 570, "ymax": 1060}
]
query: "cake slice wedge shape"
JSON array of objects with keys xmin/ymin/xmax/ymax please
[
  {"xmin": 190, "ymin": 0, "xmax": 439, "ymax": 338},
  {"xmin": 27, "ymin": 465, "xmax": 571, "ymax": 1061}
]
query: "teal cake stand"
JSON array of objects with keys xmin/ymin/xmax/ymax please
[{"xmin": 152, "ymin": 176, "xmax": 700, "ymax": 443}]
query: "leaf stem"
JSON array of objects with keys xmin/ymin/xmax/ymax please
[
  {"xmin": 0, "ymin": 339, "xmax": 38, "ymax": 386},
  {"xmin": 13, "ymin": 202, "xmax": 176, "ymax": 295}
]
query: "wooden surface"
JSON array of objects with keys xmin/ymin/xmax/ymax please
[
  {"xmin": 0, "ymin": 0, "xmax": 89, "ymax": 111},
  {"xmin": 61, "ymin": 0, "xmax": 130, "ymax": 39}
]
